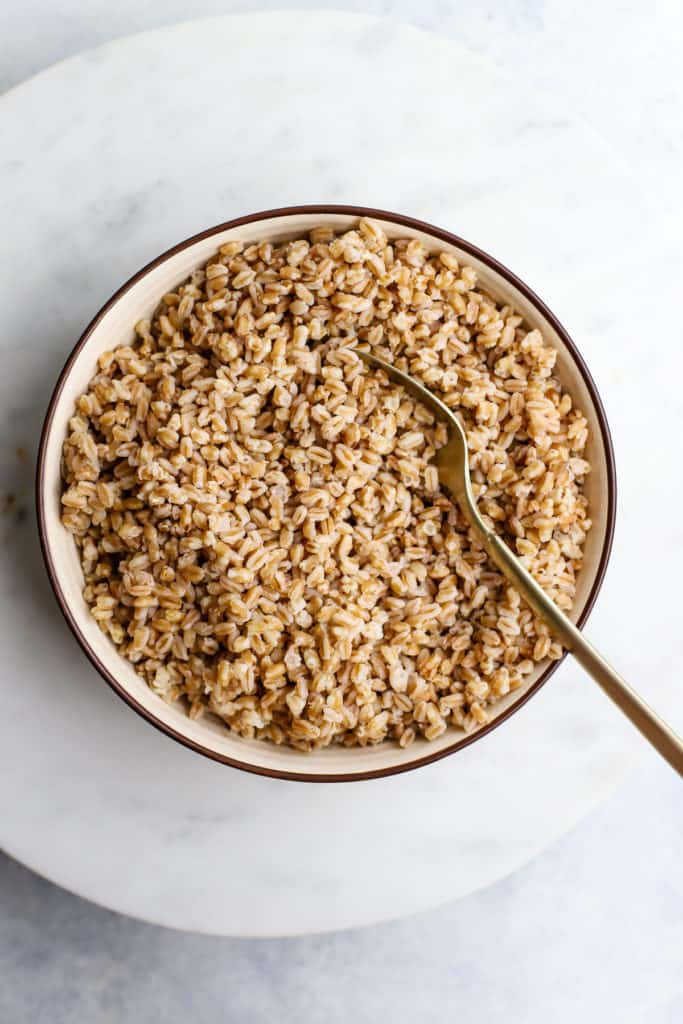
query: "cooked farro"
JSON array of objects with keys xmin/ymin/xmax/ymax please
[{"xmin": 61, "ymin": 220, "xmax": 591, "ymax": 750}]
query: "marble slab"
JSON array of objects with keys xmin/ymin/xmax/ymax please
[{"xmin": 0, "ymin": 11, "xmax": 676, "ymax": 936}]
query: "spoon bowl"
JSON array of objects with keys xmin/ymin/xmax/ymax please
[{"xmin": 358, "ymin": 350, "xmax": 477, "ymax": 524}]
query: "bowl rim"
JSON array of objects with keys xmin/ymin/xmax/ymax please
[{"xmin": 36, "ymin": 204, "xmax": 617, "ymax": 782}]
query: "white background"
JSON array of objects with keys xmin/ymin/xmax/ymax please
[{"xmin": 1, "ymin": 2, "xmax": 682, "ymax": 1021}]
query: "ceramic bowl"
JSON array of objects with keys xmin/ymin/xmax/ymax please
[{"xmin": 37, "ymin": 206, "xmax": 616, "ymax": 781}]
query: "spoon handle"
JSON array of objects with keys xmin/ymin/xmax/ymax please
[{"xmin": 483, "ymin": 531, "xmax": 683, "ymax": 777}]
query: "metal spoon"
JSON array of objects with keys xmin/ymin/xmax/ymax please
[{"xmin": 359, "ymin": 350, "xmax": 683, "ymax": 777}]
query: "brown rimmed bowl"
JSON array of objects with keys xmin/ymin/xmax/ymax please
[{"xmin": 37, "ymin": 205, "xmax": 616, "ymax": 782}]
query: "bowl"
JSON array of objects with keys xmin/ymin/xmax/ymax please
[{"xmin": 37, "ymin": 205, "xmax": 616, "ymax": 781}]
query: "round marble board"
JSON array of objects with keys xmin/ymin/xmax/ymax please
[{"xmin": 1, "ymin": 12, "xmax": 678, "ymax": 937}]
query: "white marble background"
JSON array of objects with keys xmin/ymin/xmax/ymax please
[{"xmin": 1, "ymin": 1, "xmax": 682, "ymax": 1021}]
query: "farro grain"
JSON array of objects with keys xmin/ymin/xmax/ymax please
[{"xmin": 61, "ymin": 220, "xmax": 591, "ymax": 750}]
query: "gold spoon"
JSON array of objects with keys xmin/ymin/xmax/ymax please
[{"xmin": 359, "ymin": 350, "xmax": 683, "ymax": 777}]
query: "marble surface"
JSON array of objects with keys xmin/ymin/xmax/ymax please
[
  {"xmin": 1, "ymin": 759, "xmax": 681, "ymax": 1024},
  {"xmin": 1, "ymin": 0, "xmax": 682, "ymax": 1015},
  {"xmin": 1, "ymin": 7, "xmax": 667, "ymax": 937}
]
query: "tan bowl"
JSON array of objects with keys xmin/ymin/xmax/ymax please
[{"xmin": 37, "ymin": 206, "xmax": 616, "ymax": 781}]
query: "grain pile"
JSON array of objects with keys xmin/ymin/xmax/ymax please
[{"xmin": 61, "ymin": 220, "xmax": 591, "ymax": 749}]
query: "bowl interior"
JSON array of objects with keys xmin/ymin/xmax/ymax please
[{"xmin": 39, "ymin": 210, "xmax": 613, "ymax": 780}]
